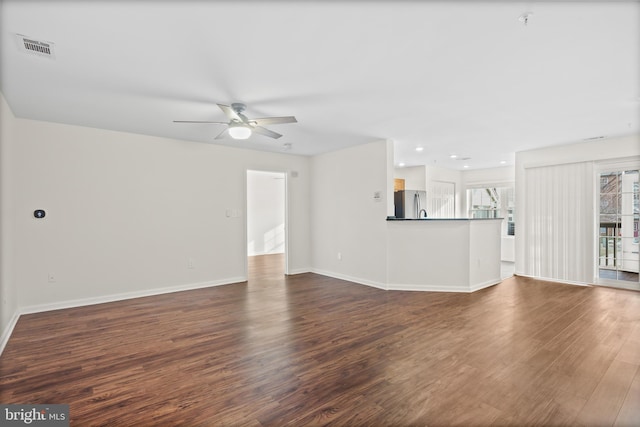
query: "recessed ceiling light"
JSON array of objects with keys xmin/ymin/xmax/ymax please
[
  {"xmin": 450, "ymin": 154, "xmax": 458, "ymax": 159},
  {"xmin": 463, "ymin": 165, "xmax": 469, "ymax": 169},
  {"xmin": 415, "ymin": 147, "xmax": 424, "ymax": 152},
  {"xmin": 500, "ymin": 160, "xmax": 507, "ymax": 165},
  {"xmin": 399, "ymin": 162, "xmax": 406, "ymax": 167}
]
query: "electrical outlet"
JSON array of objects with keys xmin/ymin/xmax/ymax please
[
  {"xmin": 48, "ymin": 273, "xmax": 56, "ymax": 283},
  {"xmin": 337, "ymin": 252, "xmax": 342, "ymax": 261},
  {"xmin": 188, "ymin": 259, "xmax": 195, "ymax": 269}
]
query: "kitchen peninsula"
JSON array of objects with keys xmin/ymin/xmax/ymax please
[{"xmin": 386, "ymin": 218, "xmax": 502, "ymax": 292}]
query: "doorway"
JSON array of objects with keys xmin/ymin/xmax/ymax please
[
  {"xmin": 597, "ymin": 168, "xmax": 639, "ymax": 290},
  {"xmin": 246, "ymin": 170, "xmax": 287, "ymax": 277},
  {"xmin": 429, "ymin": 181, "xmax": 455, "ymax": 218},
  {"xmin": 466, "ymin": 185, "xmax": 516, "ymax": 279}
]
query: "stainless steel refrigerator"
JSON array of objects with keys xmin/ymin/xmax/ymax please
[{"xmin": 394, "ymin": 190, "xmax": 427, "ymax": 219}]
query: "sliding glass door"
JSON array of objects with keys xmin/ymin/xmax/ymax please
[{"xmin": 598, "ymin": 169, "xmax": 639, "ymax": 289}]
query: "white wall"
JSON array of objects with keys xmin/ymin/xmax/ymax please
[
  {"xmin": 311, "ymin": 140, "xmax": 391, "ymax": 288},
  {"xmin": 387, "ymin": 219, "xmax": 501, "ymax": 292},
  {"xmin": 387, "ymin": 221, "xmax": 470, "ymax": 289},
  {"xmin": 468, "ymin": 219, "xmax": 502, "ymax": 287},
  {"xmin": 515, "ymin": 135, "xmax": 640, "ymax": 281},
  {"xmin": 462, "ymin": 166, "xmax": 515, "ymax": 186},
  {"xmin": 394, "ymin": 166, "xmax": 426, "ymax": 191},
  {"xmin": 247, "ymin": 170, "xmax": 285, "ymax": 256},
  {"xmin": 0, "ymin": 93, "xmax": 18, "ymax": 349},
  {"xmin": 7, "ymin": 115, "xmax": 310, "ymax": 312}
]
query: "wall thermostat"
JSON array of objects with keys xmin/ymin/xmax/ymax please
[{"xmin": 34, "ymin": 210, "xmax": 46, "ymax": 218}]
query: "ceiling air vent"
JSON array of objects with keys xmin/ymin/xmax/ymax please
[{"xmin": 15, "ymin": 34, "xmax": 55, "ymax": 59}]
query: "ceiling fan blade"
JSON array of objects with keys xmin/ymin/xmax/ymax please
[
  {"xmin": 217, "ymin": 104, "xmax": 242, "ymax": 122},
  {"xmin": 252, "ymin": 116, "xmax": 297, "ymax": 126},
  {"xmin": 214, "ymin": 128, "xmax": 229, "ymax": 140},
  {"xmin": 173, "ymin": 120, "xmax": 227, "ymax": 124},
  {"xmin": 252, "ymin": 126, "xmax": 282, "ymax": 139},
  {"xmin": 238, "ymin": 112, "xmax": 252, "ymax": 124}
]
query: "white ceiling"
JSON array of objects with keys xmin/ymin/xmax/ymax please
[{"xmin": 1, "ymin": 1, "xmax": 638, "ymax": 170}]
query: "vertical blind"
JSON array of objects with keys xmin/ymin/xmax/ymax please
[{"xmin": 524, "ymin": 162, "xmax": 594, "ymax": 284}]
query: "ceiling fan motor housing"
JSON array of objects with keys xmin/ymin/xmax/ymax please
[{"xmin": 231, "ymin": 103, "xmax": 247, "ymax": 114}]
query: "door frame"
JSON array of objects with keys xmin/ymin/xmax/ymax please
[
  {"xmin": 595, "ymin": 158, "xmax": 640, "ymax": 290},
  {"xmin": 245, "ymin": 169, "xmax": 289, "ymax": 276}
]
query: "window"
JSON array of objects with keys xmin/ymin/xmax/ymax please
[{"xmin": 468, "ymin": 187, "xmax": 514, "ymax": 236}]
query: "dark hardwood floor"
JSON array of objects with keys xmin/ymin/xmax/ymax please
[{"xmin": 2, "ymin": 254, "xmax": 639, "ymax": 426}]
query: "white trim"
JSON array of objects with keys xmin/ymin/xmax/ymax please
[
  {"xmin": 522, "ymin": 159, "xmax": 586, "ymax": 170},
  {"xmin": 286, "ymin": 268, "xmax": 311, "ymax": 275},
  {"xmin": 469, "ymin": 278, "xmax": 503, "ymax": 292},
  {"xmin": 0, "ymin": 311, "xmax": 20, "ymax": 356},
  {"xmin": 522, "ymin": 155, "xmax": 640, "ymax": 174},
  {"xmin": 245, "ymin": 169, "xmax": 289, "ymax": 275},
  {"xmin": 595, "ymin": 156, "xmax": 640, "ymax": 172},
  {"xmin": 310, "ymin": 268, "xmax": 388, "ymax": 290},
  {"xmin": 310, "ymin": 270, "xmax": 502, "ymax": 293},
  {"xmin": 284, "ymin": 171, "xmax": 289, "ymax": 275},
  {"xmin": 516, "ymin": 144, "xmax": 639, "ymax": 174},
  {"xmin": 387, "ymin": 283, "xmax": 469, "ymax": 292},
  {"xmin": 594, "ymin": 159, "xmax": 640, "ymax": 292},
  {"xmin": 515, "ymin": 273, "xmax": 592, "ymax": 287},
  {"xmin": 19, "ymin": 277, "xmax": 246, "ymax": 315},
  {"xmin": 387, "ymin": 278, "xmax": 501, "ymax": 293}
]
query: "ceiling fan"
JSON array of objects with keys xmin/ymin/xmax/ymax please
[{"xmin": 174, "ymin": 103, "xmax": 297, "ymax": 140}]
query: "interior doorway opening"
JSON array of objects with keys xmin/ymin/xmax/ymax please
[{"xmin": 246, "ymin": 170, "xmax": 287, "ymax": 277}]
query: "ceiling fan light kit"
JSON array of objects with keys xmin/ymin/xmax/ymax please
[
  {"xmin": 174, "ymin": 103, "xmax": 297, "ymax": 142},
  {"xmin": 228, "ymin": 122, "xmax": 252, "ymax": 140}
]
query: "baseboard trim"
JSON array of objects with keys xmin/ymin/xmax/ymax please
[
  {"xmin": 309, "ymin": 270, "xmax": 503, "ymax": 293},
  {"xmin": 515, "ymin": 273, "xmax": 591, "ymax": 287},
  {"xmin": 386, "ymin": 283, "xmax": 469, "ymax": 292},
  {"xmin": 286, "ymin": 268, "xmax": 311, "ymax": 275},
  {"xmin": 19, "ymin": 276, "xmax": 247, "ymax": 316},
  {"xmin": 469, "ymin": 278, "xmax": 503, "ymax": 292},
  {"xmin": 0, "ymin": 310, "xmax": 20, "ymax": 356},
  {"xmin": 310, "ymin": 269, "xmax": 388, "ymax": 290},
  {"xmin": 386, "ymin": 279, "xmax": 501, "ymax": 293}
]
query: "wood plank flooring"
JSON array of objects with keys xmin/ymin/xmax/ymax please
[{"xmin": 1, "ymin": 254, "xmax": 639, "ymax": 426}]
